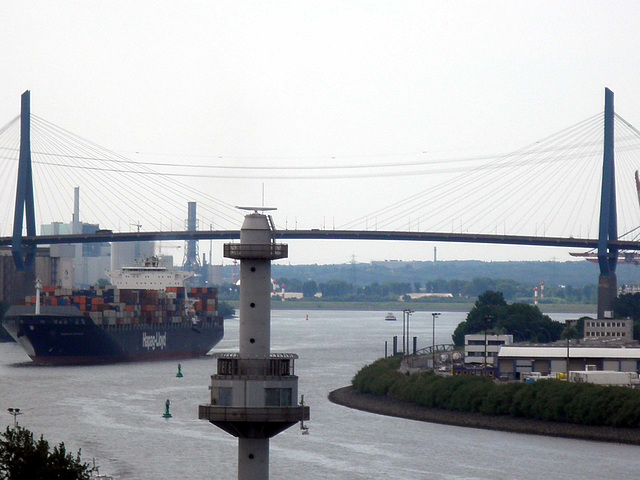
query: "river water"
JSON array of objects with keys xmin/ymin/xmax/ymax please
[{"xmin": 1, "ymin": 309, "xmax": 639, "ymax": 479}]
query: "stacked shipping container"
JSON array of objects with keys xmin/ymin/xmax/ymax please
[{"xmin": 21, "ymin": 286, "xmax": 219, "ymax": 327}]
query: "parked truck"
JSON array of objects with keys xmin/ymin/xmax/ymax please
[{"xmin": 568, "ymin": 370, "xmax": 640, "ymax": 387}]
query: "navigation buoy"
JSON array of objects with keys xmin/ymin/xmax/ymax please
[
  {"xmin": 176, "ymin": 363, "xmax": 183, "ymax": 378},
  {"xmin": 163, "ymin": 399, "xmax": 172, "ymax": 418}
]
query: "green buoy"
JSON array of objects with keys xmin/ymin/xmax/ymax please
[
  {"xmin": 163, "ymin": 399, "xmax": 172, "ymax": 418},
  {"xmin": 176, "ymin": 363, "xmax": 183, "ymax": 378}
]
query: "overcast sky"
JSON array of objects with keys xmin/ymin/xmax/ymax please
[{"xmin": 2, "ymin": 2, "xmax": 640, "ymax": 265}]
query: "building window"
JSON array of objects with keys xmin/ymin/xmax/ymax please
[
  {"xmin": 217, "ymin": 387, "xmax": 232, "ymax": 406},
  {"xmin": 265, "ymin": 388, "xmax": 293, "ymax": 406},
  {"xmin": 218, "ymin": 359, "xmax": 235, "ymax": 375}
]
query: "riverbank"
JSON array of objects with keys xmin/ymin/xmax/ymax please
[
  {"xmin": 226, "ymin": 300, "xmax": 596, "ymax": 315},
  {"xmin": 328, "ymin": 386, "xmax": 640, "ymax": 445}
]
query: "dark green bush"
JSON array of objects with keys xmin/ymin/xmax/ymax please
[{"xmin": 351, "ymin": 359, "xmax": 640, "ymax": 428}]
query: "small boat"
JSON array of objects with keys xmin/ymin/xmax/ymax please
[
  {"xmin": 385, "ymin": 312, "xmax": 397, "ymax": 321},
  {"xmin": 90, "ymin": 459, "xmax": 116, "ymax": 479}
]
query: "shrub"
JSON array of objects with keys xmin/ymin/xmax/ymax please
[{"xmin": 351, "ymin": 358, "xmax": 640, "ymax": 428}]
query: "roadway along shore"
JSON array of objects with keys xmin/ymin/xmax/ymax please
[{"xmin": 328, "ymin": 386, "xmax": 640, "ymax": 445}]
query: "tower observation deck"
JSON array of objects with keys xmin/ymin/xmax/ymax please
[{"xmin": 199, "ymin": 209, "xmax": 309, "ymax": 479}]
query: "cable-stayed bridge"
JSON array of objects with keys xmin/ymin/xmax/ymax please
[{"xmin": 2, "ymin": 88, "xmax": 640, "ymax": 316}]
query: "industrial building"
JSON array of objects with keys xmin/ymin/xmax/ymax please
[
  {"xmin": 464, "ymin": 334, "xmax": 513, "ymax": 366},
  {"xmin": 497, "ymin": 346, "xmax": 640, "ymax": 380},
  {"xmin": 583, "ymin": 318, "xmax": 633, "ymax": 339},
  {"xmin": 0, "ymin": 247, "xmax": 53, "ymax": 304}
]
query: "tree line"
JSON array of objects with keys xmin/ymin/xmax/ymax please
[
  {"xmin": 218, "ymin": 277, "xmax": 598, "ymax": 304},
  {"xmin": 613, "ymin": 293, "xmax": 640, "ymax": 340},
  {"xmin": 0, "ymin": 426, "xmax": 91, "ymax": 480},
  {"xmin": 451, "ymin": 291, "xmax": 567, "ymax": 345},
  {"xmin": 352, "ymin": 357, "xmax": 640, "ymax": 428}
]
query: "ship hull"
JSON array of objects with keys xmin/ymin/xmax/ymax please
[{"xmin": 2, "ymin": 314, "xmax": 223, "ymax": 366}]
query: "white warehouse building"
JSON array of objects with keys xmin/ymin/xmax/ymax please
[{"xmin": 497, "ymin": 346, "xmax": 640, "ymax": 380}]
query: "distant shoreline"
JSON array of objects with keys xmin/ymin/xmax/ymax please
[
  {"xmin": 227, "ymin": 300, "xmax": 596, "ymax": 315},
  {"xmin": 328, "ymin": 386, "xmax": 640, "ymax": 445}
]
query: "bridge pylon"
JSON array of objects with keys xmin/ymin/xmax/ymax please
[
  {"xmin": 12, "ymin": 90, "xmax": 36, "ymax": 271},
  {"xmin": 597, "ymin": 88, "xmax": 618, "ymax": 318}
]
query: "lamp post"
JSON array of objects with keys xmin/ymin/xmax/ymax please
[
  {"xmin": 402, "ymin": 310, "xmax": 406, "ymax": 356},
  {"xmin": 404, "ymin": 309, "xmax": 414, "ymax": 355},
  {"xmin": 431, "ymin": 312, "xmax": 440, "ymax": 369},
  {"xmin": 566, "ymin": 321, "xmax": 570, "ymax": 377},
  {"xmin": 7, "ymin": 408, "xmax": 22, "ymax": 427},
  {"xmin": 484, "ymin": 316, "xmax": 493, "ymax": 371}
]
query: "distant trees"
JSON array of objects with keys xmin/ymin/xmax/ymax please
[
  {"xmin": 217, "ymin": 301, "xmax": 235, "ymax": 319},
  {"xmin": 268, "ymin": 275, "xmax": 597, "ymax": 304},
  {"xmin": 301, "ymin": 280, "xmax": 318, "ymax": 298},
  {"xmin": 318, "ymin": 280, "xmax": 352, "ymax": 298},
  {"xmin": 452, "ymin": 290, "xmax": 564, "ymax": 346},
  {"xmin": 612, "ymin": 293, "xmax": 640, "ymax": 340},
  {"xmin": 215, "ymin": 271, "xmax": 601, "ymax": 306},
  {"xmin": 352, "ymin": 357, "xmax": 640, "ymax": 428},
  {"xmin": 0, "ymin": 426, "xmax": 91, "ymax": 480},
  {"xmin": 276, "ymin": 277, "xmax": 302, "ymax": 293},
  {"xmin": 312, "ymin": 280, "xmax": 415, "ymax": 301},
  {"xmin": 217, "ymin": 283, "xmax": 239, "ymax": 301}
]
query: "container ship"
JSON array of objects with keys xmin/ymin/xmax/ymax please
[{"xmin": 2, "ymin": 258, "xmax": 224, "ymax": 365}]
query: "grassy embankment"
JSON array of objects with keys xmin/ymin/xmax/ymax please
[{"xmin": 350, "ymin": 356, "xmax": 640, "ymax": 429}]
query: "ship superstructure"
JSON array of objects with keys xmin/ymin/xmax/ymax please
[{"xmin": 107, "ymin": 256, "xmax": 194, "ymax": 290}]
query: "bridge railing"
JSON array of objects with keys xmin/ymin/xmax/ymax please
[
  {"xmin": 223, "ymin": 243, "xmax": 288, "ymax": 260},
  {"xmin": 412, "ymin": 343, "xmax": 455, "ymax": 356}
]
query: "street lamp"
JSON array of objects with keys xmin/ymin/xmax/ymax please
[
  {"xmin": 431, "ymin": 312, "xmax": 440, "ymax": 369},
  {"xmin": 404, "ymin": 309, "xmax": 414, "ymax": 355},
  {"xmin": 565, "ymin": 320, "xmax": 571, "ymax": 378},
  {"xmin": 402, "ymin": 310, "xmax": 406, "ymax": 356},
  {"xmin": 7, "ymin": 408, "xmax": 22, "ymax": 427},
  {"xmin": 484, "ymin": 316, "xmax": 493, "ymax": 370}
]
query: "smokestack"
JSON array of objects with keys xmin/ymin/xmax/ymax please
[{"xmin": 72, "ymin": 187, "xmax": 80, "ymax": 234}]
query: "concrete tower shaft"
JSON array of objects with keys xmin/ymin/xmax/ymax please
[
  {"xmin": 238, "ymin": 213, "xmax": 276, "ymax": 357},
  {"xmin": 199, "ymin": 210, "xmax": 309, "ymax": 480},
  {"xmin": 239, "ymin": 258, "xmax": 271, "ymax": 356},
  {"xmin": 597, "ymin": 88, "xmax": 618, "ymax": 318},
  {"xmin": 183, "ymin": 201, "xmax": 201, "ymax": 268}
]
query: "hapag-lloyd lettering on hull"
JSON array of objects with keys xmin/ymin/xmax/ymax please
[{"xmin": 142, "ymin": 332, "xmax": 167, "ymax": 350}]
